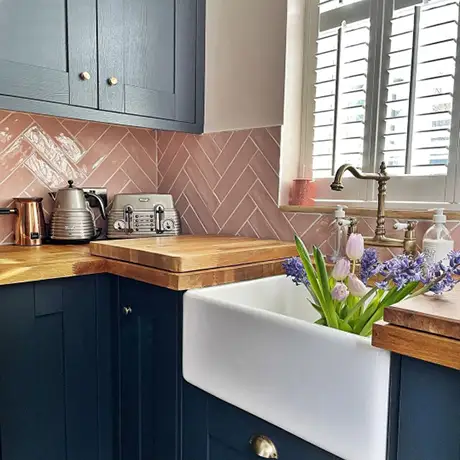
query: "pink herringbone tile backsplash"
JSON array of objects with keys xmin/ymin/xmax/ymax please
[
  {"xmin": 2, "ymin": 109, "xmax": 460, "ymax": 256},
  {"xmin": 0, "ymin": 110, "xmax": 157, "ymax": 243}
]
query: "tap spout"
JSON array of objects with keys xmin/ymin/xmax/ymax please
[{"xmin": 330, "ymin": 163, "xmax": 388, "ymax": 192}]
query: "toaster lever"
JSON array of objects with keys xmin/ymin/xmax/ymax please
[
  {"xmin": 154, "ymin": 205, "xmax": 165, "ymax": 234},
  {"xmin": 123, "ymin": 205, "xmax": 134, "ymax": 234}
]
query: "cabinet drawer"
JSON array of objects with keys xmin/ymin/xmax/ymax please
[{"xmin": 208, "ymin": 396, "xmax": 340, "ymax": 460}]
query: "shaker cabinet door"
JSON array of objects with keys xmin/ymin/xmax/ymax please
[
  {"xmin": 0, "ymin": 276, "xmax": 113, "ymax": 460},
  {"xmin": 118, "ymin": 278, "xmax": 183, "ymax": 460},
  {"xmin": 0, "ymin": 0, "xmax": 98, "ymax": 107},
  {"xmin": 98, "ymin": 0, "xmax": 198, "ymax": 123}
]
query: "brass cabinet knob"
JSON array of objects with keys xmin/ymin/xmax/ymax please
[
  {"xmin": 123, "ymin": 306, "xmax": 132, "ymax": 315},
  {"xmin": 107, "ymin": 76, "xmax": 118, "ymax": 86},
  {"xmin": 79, "ymin": 71, "xmax": 91, "ymax": 81},
  {"xmin": 250, "ymin": 435, "xmax": 278, "ymax": 459}
]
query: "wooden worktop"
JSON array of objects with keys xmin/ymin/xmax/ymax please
[
  {"xmin": 89, "ymin": 235, "xmax": 297, "ymax": 272},
  {"xmin": 0, "ymin": 236, "xmax": 296, "ymax": 290},
  {"xmin": 372, "ymin": 289, "xmax": 460, "ymax": 370}
]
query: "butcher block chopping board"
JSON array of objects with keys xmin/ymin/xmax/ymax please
[{"xmin": 90, "ymin": 235, "xmax": 297, "ymax": 273}]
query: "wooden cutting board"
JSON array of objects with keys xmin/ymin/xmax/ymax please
[{"xmin": 90, "ymin": 235, "xmax": 297, "ymax": 273}]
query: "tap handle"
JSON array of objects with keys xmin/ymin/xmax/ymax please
[{"xmin": 394, "ymin": 220, "xmax": 417, "ymax": 231}]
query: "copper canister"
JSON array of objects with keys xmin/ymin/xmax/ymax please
[{"xmin": 0, "ymin": 197, "xmax": 46, "ymax": 246}]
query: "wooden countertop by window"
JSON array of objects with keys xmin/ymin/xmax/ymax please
[
  {"xmin": 372, "ymin": 289, "xmax": 460, "ymax": 370},
  {"xmin": 0, "ymin": 236, "xmax": 297, "ymax": 290}
]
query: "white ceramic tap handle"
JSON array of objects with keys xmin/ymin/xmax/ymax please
[{"xmin": 393, "ymin": 222, "xmax": 408, "ymax": 231}]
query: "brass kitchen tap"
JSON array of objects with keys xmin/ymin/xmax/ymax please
[{"xmin": 330, "ymin": 162, "xmax": 417, "ymax": 255}]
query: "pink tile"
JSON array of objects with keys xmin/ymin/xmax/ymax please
[
  {"xmin": 183, "ymin": 135, "xmax": 220, "ymax": 188},
  {"xmin": 0, "ymin": 112, "xmax": 33, "ymax": 153},
  {"xmin": 121, "ymin": 157, "xmax": 156, "ymax": 192},
  {"xmin": 78, "ymin": 125, "xmax": 128, "ymax": 173},
  {"xmin": 213, "ymin": 167, "xmax": 257, "ymax": 227},
  {"xmin": 121, "ymin": 133, "xmax": 157, "ymax": 185},
  {"xmin": 61, "ymin": 118, "xmax": 88, "ymax": 136},
  {"xmin": 212, "ymin": 131, "xmax": 232, "ymax": 150},
  {"xmin": 121, "ymin": 180, "xmax": 141, "ymax": 194},
  {"xmin": 159, "ymin": 144, "xmax": 189, "ymax": 192},
  {"xmin": 157, "ymin": 130, "xmax": 175, "ymax": 155},
  {"xmin": 249, "ymin": 208, "xmax": 278, "ymax": 240},
  {"xmin": 183, "ymin": 206, "xmax": 206, "ymax": 234},
  {"xmin": 184, "ymin": 157, "xmax": 220, "ymax": 213},
  {"xmin": 0, "ymin": 110, "xmax": 12, "ymax": 124},
  {"xmin": 290, "ymin": 213, "xmax": 321, "ymax": 237},
  {"xmin": 104, "ymin": 169, "xmax": 130, "ymax": 202},
  {"xmin": 214, "ymin": 138, "xmax": 257, "ymax": 201},
  {"xmin": 237, "ymin": 222, "xmax": 259, "ymax": 238},
  {"xmin": 180, "ymin": 216, "xmax": 192, "ymax": 235},
  {"xmin": 175, "ymin": 194, "xmax": 190, "ymax": 217},
  {"xmin": 267, "ymin": 126, "xmax": 281, "ymax": 145},
  {"xmin": 250, "ymin": 128, "xmax": 280, "ymax": 172},
  {"xmin": 249, "ymin": 180, "xmax": 294, "ymax": 241},
  {"xmin": 195, "ymin": 134, "xmax": 221, "ymax": 162},
  {"xmin": 0, "ymin": 139, "xmax": 33, "ymax": 183},
  {"xmin": 76, "ymin": 122, "xmax": 109, "ymax": 150},
  {"xmin": 249, "ymin": 150, "xmax": 279, "ymax": 201},
  {"xmin": 129, "ymin": 128, "xmax": 157, "ymax": 162},
  {"xmin": 184, "ymin": 182, "xmax": 219, "ymax": 234},
  {"xmin": 158, "ymin": 132, "xmax": 187, "ymax": 175},
  {"xmin": 82, "ymin": 144, "xmax": 130, "ymax": 187},
  {"xmin": 214, "ymin": 130, "xmax": 250, "ymax": 175},
  {"xmin": 302, "ymin": 215, "xmax": 335, "ymax": 250},
  {"xmin": 168, "ymin": 170, "xmax": 189, "ymax": 202},
  {"xmin": 0, "ymin": 166, "xmax": 35, "ymax": 206},
  {"xmin": 219, "ymin": 195, "xmax": 256, "ymax": 235}
]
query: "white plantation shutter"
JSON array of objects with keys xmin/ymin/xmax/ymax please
[
  {"xmin": 313, "ymin": 0, "xmax": 371, "ymax": 179},
  {"xmin": 305, "ymin": 0, "xmax": 460, "ymax": 206}
]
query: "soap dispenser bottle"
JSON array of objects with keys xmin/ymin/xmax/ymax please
[
  {"xmin": 422, "ymin": 208, "xmax": 454, "ymax": 264},
  {"xmin": 328, "ymin": 205, "xmax": 351, "ymax": 263}
]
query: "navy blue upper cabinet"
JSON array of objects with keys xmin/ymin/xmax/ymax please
[
  {"xmin": 0, "ymin": 275, "xmax": 113, "ymax": 460},
  {"xmin": 396, "ymin": 356, "xmax": 460, "ymax": 460},
  {"xmin": 0, "ymin": 0, "xmax": 98, "ymax": 107},
  {"xmin": 117, "ymin": 277, "xmax": 183, "ymax": 460},
  {"xmin": 98, "ymin": 0, "xmax": 198, "ymax": 123}
]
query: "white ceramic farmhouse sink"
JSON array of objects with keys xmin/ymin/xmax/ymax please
[{"xmin": 183, "ymin": 276, "xmax": 391, "ymax": 460}]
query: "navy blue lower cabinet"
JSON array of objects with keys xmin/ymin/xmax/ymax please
[
  {"xmin": 0, "ymin": 275, "xmax": 114, "ymax": 460},
  {"xmin": 183, "ymin": 383, "xmax": 341, "ymax": 460},
  {"xmin": 396, "ymin": 356, "xmax": 460, "ymax": 460},
  {"xmin": 117, "ymin": 277, "xmax": 183, "ymax": 460}
]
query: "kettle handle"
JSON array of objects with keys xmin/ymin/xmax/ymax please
[{"xmin": 85, "ymin": 192, "xmax": 106, "ymax": 220}]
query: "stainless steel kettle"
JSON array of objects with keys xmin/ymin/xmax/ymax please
[{"xmin": 49, "ymin": 180, "xmax": 106, "ymax": 242}]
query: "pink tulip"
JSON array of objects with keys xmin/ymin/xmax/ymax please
[
  {"xmin": 346, "ymin": 233, "xmax": 365, "ymax": 261},
  {"xmin": 331, "ymin": 282, "xmax": 349, "ymax": 302},
  {"xmin": 331, "ymin": 258, "xmax": 350, "ymax": 281},
  {"xmin": 348, "ymin": 274, "xmax": 368, "ymax": 297}
]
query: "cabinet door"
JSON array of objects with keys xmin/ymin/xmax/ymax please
[
  {"xmin": 98, "ymin": 0, "xmax": 199, "ymax": 123},
  {"xmin": 0, "ymin": 0, "xmax": 97, "ymax": 107},
  {"xmin": 397, "ymin": 357, "xmax": 460, "ymax": 460},
  {"xmin": 0, "ymin": 276, "xmax": 113, "ymax": 460},
  {"xmin": 183, "ymin": 383, "xmax": 341, "ymax": 460},
  {"xmin": 118, "ymin": 278, "xmax": 182, "ymax": 460}
]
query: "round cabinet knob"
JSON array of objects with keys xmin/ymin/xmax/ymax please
[
  {"xmin": 79, "ymin": 71, "xmax": 91, "ymax": 81},
  {"xmin": 249, "ymin": 435, "xmax": 278, "ymax": 459},
  {"xmin": 123, "ymin": 306, "xmax": 132, "ymax": 315},
  {"xmin": 107, "ymin": 76, "xmax": 118, "ymax": 86}
]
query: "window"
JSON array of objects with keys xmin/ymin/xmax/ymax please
[{"xmin": 297, "ymin": 0, "xmax": 460, "ymax": 208}]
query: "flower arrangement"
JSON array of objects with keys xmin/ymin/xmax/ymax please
[{"xmin": 283, "ymin": 234, "xmax": 460, "ymax": 337}]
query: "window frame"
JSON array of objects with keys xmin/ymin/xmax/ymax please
[{"xmin": 296, "ymin": 0, "xmax": 460, "ymax": 210}]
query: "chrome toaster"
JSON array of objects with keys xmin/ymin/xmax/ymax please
[{"xmin": 107, "ymin": 194, "xmax": 181, "ymax": 239}]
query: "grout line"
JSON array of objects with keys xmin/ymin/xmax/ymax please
[
  {"xmin": 119, "ymin": 144, "xmax": 157, "ymax": 189},
  {"xmin": 183, "ymin": 179, "xmax": 218, "ymax": 232},
  {"xmin": 190, "ymin": 136, "xmax": 222, "ymax": 178},
  {"xmin": 102, "ymin": 157, "xmax": 130, "ymax": 187},
  {"xmin": 234, "ymin": 206, "xmax": 258, "ymax": 236},
  {"xmin": 300, "ymin": 215, "xmax": 322, "ymax": 239},
  {"xmin": 126, "ymin": 128, "xmax": 158, "ymax": 166},
  {"xmin": 182, "ymin": 144, "xmax": 221, "ymax": 205},
  {"xmin": 158, "ymin": 135, "xmax": 185, "ymax": 179},
  {"xmin": 214, "ymin": 130, "xmax": 250, "ymax": 169}
]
